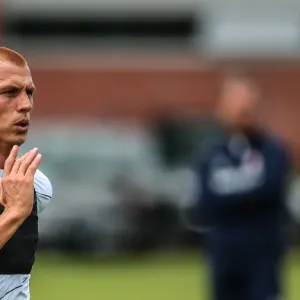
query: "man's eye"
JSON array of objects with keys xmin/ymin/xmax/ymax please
[
  {"xmin": 26, "ymin": 90, "xmax": 34, "ymax": 98},
  {"xmin": 4, "ymin": 89, "xmax": 19, "ymax": 97}
]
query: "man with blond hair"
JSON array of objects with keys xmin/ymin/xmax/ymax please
[{"xmin": 0, "ymin": 47, "xmax": 52, "ymax": 299}]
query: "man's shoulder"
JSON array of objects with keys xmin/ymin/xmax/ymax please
[
  {"xmin": 34, "ymin": 169, "xmax": 52, "ymax": 199},
  {"xmin": 261, "ymin": 130, "xmax": 292, "ymax": 168},
  {"xmin": 264, "ymin": 131, "xmax": 290, "ymax": 155},
  {"xmin": 264, "ymin": 130, "xmax": 284, "ymax": 146}
]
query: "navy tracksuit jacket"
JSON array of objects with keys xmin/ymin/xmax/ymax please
[{"xmin": 192, "ymin": 130, "xmax": 291, "ymax": 300}]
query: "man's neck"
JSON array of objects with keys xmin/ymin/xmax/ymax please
[{"xmin": 0, "ymin": 144, "xmax": 13, "ymax": 169}]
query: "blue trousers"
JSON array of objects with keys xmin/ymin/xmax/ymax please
[{"xmin": 207, "ymin": 236, "xmax": 284, "ymax": 300}]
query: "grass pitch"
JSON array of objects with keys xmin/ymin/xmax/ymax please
[{"xmin": 31, "ymin": 250, "xmax": 300, "ymax": 300}]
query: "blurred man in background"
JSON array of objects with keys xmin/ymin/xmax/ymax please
[
  {"xmin": 0, "ymin": 47, "xmax": 52, "ymax": 300},
  {"xmin": 186, "ymin": 74, "xmax": 292, "ymax": 300}
]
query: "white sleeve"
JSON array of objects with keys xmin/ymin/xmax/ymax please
[{"xmin": 34, "ymin": 169, "xmax": 53, "ymax": 215}]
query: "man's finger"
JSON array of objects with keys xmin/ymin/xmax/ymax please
[
  {"xmin": 15, "ymin": 150, "xmax": 31, "ymax": 164},
  {"xmin": 25, "ymin": 154, "xmax": 42, "ymax": 177},
  {"xmin": 0, "ymin": 179, "xmax": 3, "ymax": 207},
  {"xmin": 4, "ymin": 147, "xmax": 31, "ymax": 176},
  {"xmin": 10, "ymin": 148, "xmax": 38, "ymax": 175},
  {"xmin": 3, "ymin": 146, "xmax": 19, "ymax": 176},
  {"xmin": 14, "ymin": 148, "xmax": 39, "ymax": 175}
]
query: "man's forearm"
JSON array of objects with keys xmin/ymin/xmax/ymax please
[{"xmin": 0, "ymin": 209, "xmax": 27, "ymax": 249}]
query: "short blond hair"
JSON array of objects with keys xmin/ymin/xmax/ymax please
[{"xmin": 0, "ymin": 47, "xmax": 27, "ymax": 67}]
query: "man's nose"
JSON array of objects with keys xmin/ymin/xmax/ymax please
[{"xmin": 16, "ymin": 91, "xmax": 33, "ymax": 113}]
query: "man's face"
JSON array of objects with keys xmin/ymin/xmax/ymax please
[
  {"xmin": 0, "ymin": 60, "xmax": 35, "ymax": 147},
  {"xmin": 218, "ymin": 80, "xmax": 259, "ymax": 132}
]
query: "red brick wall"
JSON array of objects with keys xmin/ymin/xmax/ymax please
[{"xmin": 30, "ymin": 61, "xmax": 300, "ymax": 163}]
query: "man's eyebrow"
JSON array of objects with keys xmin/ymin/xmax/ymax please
[
  {"xmin": 0, "ymin": 83, "xmax": 35, "ymax": 91},
  {"xmin": 0, "ymin": 84, "xmax": 22, "ymax": 91}
]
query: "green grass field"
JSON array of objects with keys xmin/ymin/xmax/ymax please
[{"xmin": 31, "ymin": 250, "xmax": 300, "ymax": 300}]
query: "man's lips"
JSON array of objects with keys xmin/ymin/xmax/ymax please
[
  {"xmin": 14, "ymin": 119, "xmax": 29, "ymax": 126},
  {"xmin": 14, "ymin": 119, "xmax": 30, "ymax": 131}
]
